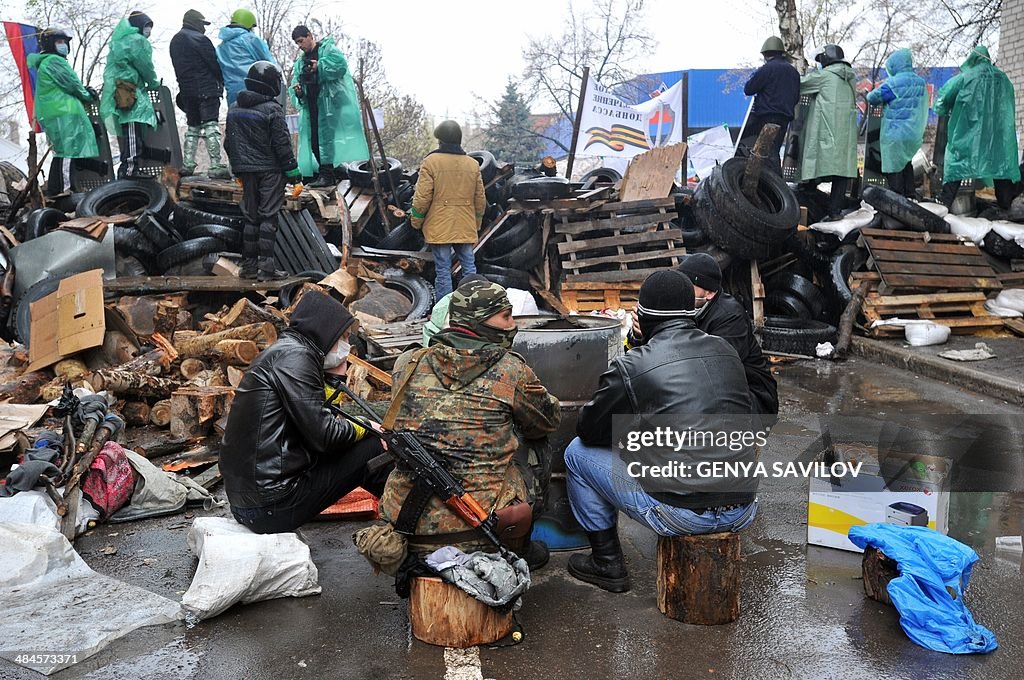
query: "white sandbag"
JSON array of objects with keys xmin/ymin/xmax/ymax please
[
  {"xmin": 809, "ymin": 201, "xmax": 876, "ymax": 238},
  {"xmin": 508, "ymin": 287, "xmax": 540, "ymax": 317},
  {"xmin": 0, "ymin": 489, "xmax": 60, "ymax": 530},
  {"xmin": 944, "ymin": 214, "xmax": 993, "ymax": 244},
  {"xmin": 985, "ymin": 298, "xmax": 1023, "ymax": 317},
  {"xmin": 989, "ymin": 220, "xmax": 1024, "ymax": 246},
  {"xmin": 904, "ymin": 321, "xmax": 951, "ymax": 346},
  {"xmin": 917, "ymin": 201, "xmax": 949, "ymax": 218},
  {"xmin": 182, "ymin": 517, "xmax": 321, "ymax": 620},
  {"xmin": 993, "ymin": 288, "xmax": 1024, "ymax": 313},
  {"xmin": 0, "ymin": 523, "xmax": 182, "ymax": 675}
]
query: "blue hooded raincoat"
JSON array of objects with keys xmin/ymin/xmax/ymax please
[{"xmin": 866, "ymin": 48, "xmax": 928, "ymax": 173}]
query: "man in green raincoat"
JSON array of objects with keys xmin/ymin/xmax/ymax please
[
  {"xmin": 935, "ymin": 45, "xmax": 1021, "ymax": 209},
  {"xmin": 289, "ymin": 25, "xmax": 368, "ymax": 188},
  {"xmin": 100, "ymin": 11, "xmax": 160, "ymax": 179},
  {"xmin": 798, "ymin": 44, "xmax": 858, "ymax": 220},
  {"xmin": 866, "ymin": 48, "xmax": 928, "ymax": 198},
  {"xmin": 28, "ymin": 28, "xmax": 100, "ymax": 196}
]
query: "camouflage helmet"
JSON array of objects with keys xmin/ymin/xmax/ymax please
[
  {"xmin": 761, "ymin": 36, "xmax": 785, "ymax": 54},
  {"xmin": 449, "ymin": 280, "xmax": 512, "ymax": 328}
]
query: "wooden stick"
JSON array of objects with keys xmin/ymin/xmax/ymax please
[
  {"xmin": 564, "ymin": 66, "xmax": 590, "ymax": 181},
  {"xmin": 90, "ymin": 370, "xmax": 181, "ymax": 398},
  {"xmin": 834, "ymin": 281, "xmax": 871, "ymax": 361},
  {"xmin": 740, "ymin": 124, "xmax": 780, "ymax": 207},
  {"xmin": 347, "ymin": 354, "xmax": 391, "ymax": 386}
]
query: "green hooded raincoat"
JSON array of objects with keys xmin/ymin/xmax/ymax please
[
  {"xmin": 27, "ymin": 52, "xmax": 98, "ymax": 159},
  {"xmin": 934, "ymin": 46, "xmax": 1020, "ymax": 184},
  {"xmin": 289, "ymin": 37, "xmax": 368, "ymax": 175},
  {"xmin": 798, "ymin": 62, "xmax": 859, "ymax": 181},
  {"xmin": 100, "ymin": 18, "xmax": 160, "ymax": 134}
]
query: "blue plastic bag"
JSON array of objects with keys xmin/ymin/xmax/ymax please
[{"xmin": 848, "ymin": 524, "xmax": 997, "ymax": 654}]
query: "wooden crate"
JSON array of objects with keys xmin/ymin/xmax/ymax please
[
  {"xmin": 858, "ymin": 283, "xmax": 1004, "ymax": 337},
  {"xmin": 560, "ymin": 282, "xmax": 641, "ymax": 312},
  {"xmin": 859, "ymin": 228, "xmax": 1002, "ymax": 294},
  {"xmin": 181, "ymin": 177, "xmax": 243, "ymax": 205},
  {"xmin": 556, "ymin": 196, "xmax": 686, "ymax": 284}
]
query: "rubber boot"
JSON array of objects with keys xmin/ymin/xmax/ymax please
[
  {"xmin": 201, "ymin": 121, "xmax": 231, "ymax": 179},
  {"xmin": 567, "ymin": 528, "xmax": 630, "ymax": 593},
  {"xmin": 307, "ymin": 165, "xmax": 336, "ymax": 188},
  {"xmin": 240, "ymin": 222, "xmax": 259, "ymax": 279},
  {"xmin": 181, "ymin": 125, "xmax": 200, "ymax": 176},
  {"xmin": 257, "ymin": 220, "xmax": 287, "ymax": 280}
]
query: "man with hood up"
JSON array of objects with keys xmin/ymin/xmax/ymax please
[
  {"xmin": 379, "ymin": 279, "xmax": 560, "ymax": 567},
  {"xmin": 935, "ymin": 45, "xmax": 1021, "ymax": 209},
  {"xmin": 100, "ymin": 11, "xmax": 160, "ymax": 179},
  {"xmin": 216, "ymin": 8, "xmax": 275, "ymax": 108},
  {"xmin": 221, "ymin": 288, "xmax": 390, "ymax": 534},
  {"xmin": 28, "ymin": 28, "xmax": 100, "ymax": 196},
  {"xmin": 866, "ymin": 48, "xmax": 928, "ymax": 198},
  {"xmin": 169, "ymin": 10, "xmax": 229, "ymax": 178},
  {"xmin": 290, "ymin": 25, "xmax": 369, "ymax": 187},
  {"xmin": 798, "ymin": 44, "xmax": 858, "ymax": 220}
]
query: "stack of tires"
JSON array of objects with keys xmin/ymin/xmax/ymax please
[
  {"xmin": 475, "ymin": 214, "xmax": 543, "ymax": 290},
  {"xmin": 861, "ymin": 185, "xmax": 949, "ymax": 234}
]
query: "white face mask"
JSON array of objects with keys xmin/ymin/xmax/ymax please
[
  {"xmin": 323, "ymin": 339, "xmax": 351, "ymax": 369},
  {"xmin": 56, "ymin": 43, "xmax": 69, "ymax": 57},
  {"xmin": 142, "ymin": 26, "xmax": 152, "ymax": 38}
]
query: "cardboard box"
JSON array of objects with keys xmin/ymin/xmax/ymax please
[
  {"xmin": 807, "ymin": 443, "xmax": 951, "ymax": 552},
  {"xmin": 26, "ymin": 269, "xmax": 106, "ymax": 372}
]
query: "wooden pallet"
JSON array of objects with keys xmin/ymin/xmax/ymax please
[
  {"xmin": 506, "ymin": 186, "xmax": 613, "ymax": 216},
  {"xmin": 858, "ymin": 228, "xmax": 1002, "ymax": 293},
  {"xmin": 180, "ymin": 177, "xmax": 243, "ymax": 204},
  {"xmin": 556, "ymin": 196, "xmax": 685, "ymax": 284},
  {"xmin": 560, "ymin": 281, "xmax": 641, "ymax": 312},
  {"xmin": 856, "ymin": 277, "xmax": 1005, "ymax": 336}
]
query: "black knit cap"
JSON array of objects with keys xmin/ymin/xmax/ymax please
[
  {"xmin": 676, "ymin": 253, "xmax": 722, "ymax": 292},
  {"xmin": 288, "ymin": 288, "xmax": 358, "ymax": 354},
  {"xmin": 637, "ymin": 269, "xmax": 695, "ymax": 319},
  {"xmin": 128, "ymin": 11, "xmax": 154, "ymax": 30}
]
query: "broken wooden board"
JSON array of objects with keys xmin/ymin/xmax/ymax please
[
  {"xmin": 859, "ymin": 228, "xmax": 1002, "ymax": 293},
  {"xmin": 618, "ymin": 142, "xmax": 687, "ymax": 203},
  {"xmin": 102, "ymin": 275, "xmax": 311, "ymax": 295}
]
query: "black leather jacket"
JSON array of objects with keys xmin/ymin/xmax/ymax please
[
  {"xmin": 221, "ymin": 328, "xmax": 358, "ymax": 507},
  {"xmin": 225, "ymin": 90, "xmax": 299, "ymax": 175},
  {"xmin": 578, "ymin": 318, "xmax": 757, "ymax": 509}
]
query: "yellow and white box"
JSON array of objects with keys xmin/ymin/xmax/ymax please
[{"xmin": 807, "ymin": 444, "xmax": 951, "ymax": 553}]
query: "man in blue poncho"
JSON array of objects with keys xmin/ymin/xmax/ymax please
[
  {"xmin": 866, "ymin": 48, "xmax": 928, "ymax": 198},
  {"xmin": 216, "ymin": 8, "xmax": 275, "ymax": 109}
]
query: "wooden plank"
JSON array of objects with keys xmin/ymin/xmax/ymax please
[
  {"xmin": 554, "ymin": 210, "xmax": 677, "ymax": 235},
  {"xmin": 877, "ymin": 274, "xmax": 1002, "ymax": 290},
  {"xmin": 868, "ymin": 260, "xmax": 1003, "ymax": 277},
  {"xmin": 534, "ymin": 288, "xmax": 570, "ymax": 315},
  {"xmin": 566, "ymin": 268, "xmax": 665, "ymax": 283},
  {"xmin": 869, "ymin": 250, "xmax": 997, "ymax": 266},
  {"xmin": 561, "ymin": 281, "xmax": 642, "ymax": 291},
  {"xmin": 558, "ymin": 228, "xmax": 684, "ymax": 254},
  {"xmin": 868, "ymin": 292, "xmax": 986, "ymax": 306},
  {"xmin": 347, "ymin": 354, "xmax": 392, "ymax": 386},
  {"xmin": 997, "ymin": 272, "xmax": 1024, "ymax": 286},
  {"xmin": 861, "ymin": 228, "xmax": 966, "ymax": 243},
  {"xmin": 619, "ymin": 142, "xmax": 687, "ymax": 202},
  {"xmin": 864, "ymin": 239, "xmax": 987, "ymax": 255},
  {"xmin": 566, "ymin": 248, "xmax": 683, "ymax": 271},
  {"xmin": 103, "ymin": 275, "xmax": 312, "ymax": 294},
  {"xmin": 1004, "ymin": 318, "xmax": 1024, "ymax": 336},
  {"xmin": 873, "ymin": 316, "xmax": 1005, "ymax": 330},
  {"xmin": 599, "ymin": 196, "xmax": 676, "ymax": 213}
]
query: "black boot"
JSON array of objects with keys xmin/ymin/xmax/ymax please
[
  {"xmin": 256, "ymin": 220, "xmax": 287, "ymax": 280},
  {"xmin": 567, "ymin": 528, "xmax": 630, "ymax": 593},
  {"xmin": 307, "ymin": 165, "xmax": 336, "ymax": 188},
  {"xmin": 522, "ymin": 540, "xmax": 550, "ymax": 572},
  {"xmin": 240, "ymin": 222, "xmax": 259, "ymax": 279}
]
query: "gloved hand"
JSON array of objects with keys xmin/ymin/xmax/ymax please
[
  {"xmin": 85, "ymin": 86, "xmax": 99, "ymax": 101},
  {"xmin": 285, "ymin": 167, "xmax": 302, "ymax": 179}
]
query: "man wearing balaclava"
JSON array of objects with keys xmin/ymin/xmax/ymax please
[
  {"xmin": 100, "ymin": 11, "xmax": 161, "ymax": 178},
  {"xmin": 221, "ymin": 288, "xmax": 391, "ymax": 533},
  {"xmin": 566, "ymin": 269, "xmax": 758, "ymax": 593},
  {"xmin": 379, "ymin": 279, "xmax": 560, "ymax": 569}
]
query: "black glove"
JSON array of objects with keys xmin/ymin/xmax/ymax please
[{"xmin": 0, "ymin": 460, "xmax": 62, "ymax": 496}]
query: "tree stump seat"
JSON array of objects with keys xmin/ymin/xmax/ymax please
[
  {"xmin": 408, "ymin": 576, "xmax": 513, "ymax": 647},
  {"xmin": 656, "ymin": 532, "xmax": 741, "ymax": 625}
]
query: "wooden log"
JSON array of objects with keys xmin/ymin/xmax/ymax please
[
  {"xmin": 89, "ymin": 369, "xmax": 181, "ymax": 398},
  {"xmin": 221, "ymin": 298, "xmax": 287, "ymax": 330},
  {"xmin": 54, "ymin": 359, "xmax": 89, "ymax": 381},
  {"xmin": 740, "ymin": 123, "xmax": 780, "ymax": 206},
  {"xmin": 0, "ymin": 371, "xmax": 51, "ymax": 403},
  {"xmin": 118, "ymin": 348, "xmax": 172, "ymax": 375},
  {"xmin": 862, "ymin": 546, "xmax": 898, "ymax": 606},
  {"xmin": 656, "ymin": 532, "xmax": 741, "ymax": 625},
  {"xmin": 212, "ymin": 339, "xmax": 259, "ymax": 365},
  {"xmin": 170, "ymin": 386, "xmax": 234, "ymax": 439},
  {"xmin": 189, "ymin": 369, "xmax": 228, "ymax": 387},
  {"xmin": 834, "ymin": 281, "xmax": 871, "ymax": 361},
  {"xmin": 179, "ymin": 358, "xmax": 208, "ymax": 380},
  {"xmin": 226, "ymin": 366, "xmax": 245, "ymax": 388},
  {"xmin": 123, "ymin": 401, "xmax": 152, "ymax": 427},
  {"xmin": 132, "ymin": 435, "xmax": 196, "ymax": 459},
  {"xmin": 101, "ymin": 330, "xmax": 138, "ymax": 366},
  {"xmin": 408, "ymin": 576, "xmax": 513, "ymax": 647},
  {"xmin": 175, "ymin": 323, "xmax": 277, "ymax": 358},
  {"xmin": 150, "ymin": 399, "xmax": 172, "ymax": 427}
]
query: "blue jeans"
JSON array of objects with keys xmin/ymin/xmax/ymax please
[
  {"xmin": 563, "ymin": 437, "xmax": 758, "ymax": 536},
  {"xmin": 431, "ymin": 243, "xmax": 476, "ymax": 299}
]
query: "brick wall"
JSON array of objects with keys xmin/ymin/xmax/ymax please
[{"xmin": 1003, "ymin": 0, "xmax": 1024, "ymax": 139}]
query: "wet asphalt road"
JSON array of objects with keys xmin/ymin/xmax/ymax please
[{"xmin": 3, "ymin": 357, "xmax": 1023, "ymax": 680}]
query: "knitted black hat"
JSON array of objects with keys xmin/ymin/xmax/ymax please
[
  {"xmin": 128, "ymin": 11, "xmax": 153, "ymax": 31},
  {"xmin": 289, "ymin": 288, "xmax": 357, "ymax": 354},
  {"xmin": 677, "ymin": 253, "xmax": 722, "ymax": 292},
  {"xmin": 637, "ymin": 270, "xmax": 695, "ymax": 319}
]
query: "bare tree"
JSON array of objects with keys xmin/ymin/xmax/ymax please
[
  {"xmin": 776, "ymin": 0, "xmax": 809, "ymax": 72},
  {"xmin": 251, "ymin": 0, "xmax": 310, "ymax": 70},
  {"xmin": 521, "ymin": 0, "xmax": 656, "ymax": 152}
]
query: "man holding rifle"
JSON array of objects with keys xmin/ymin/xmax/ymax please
[{"xmin": 378, "ymin": 280, "xmax": 560, "ymax": 567}]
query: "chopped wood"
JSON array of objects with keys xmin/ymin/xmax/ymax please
[
  {"xmin": 89, "ymin": 369, "xmax": 181, "ymax": 398},
  {"xmin": 123, "ymin": 401, "xmax": 152, "ymax": 427},
  {"xmin": 409, "ymin": 576, "xmax": 512, "ymax": 647},
  {"xmin": 54, "ymin": 358, "xmax": 89, "ymax": 381},
  {"xmin": 212, "ymin": 339, "xmax": 260, "ymax": 365},
  {"xmin": 657, "ymin": 532, "xmax": 740, "ymax": 625},
  {"xmin": 175, "ymin": 322, "xmax": 277, "ymax": 357},
  {"xmin": 161, "ymin": 445, "xmax": 218, "ymax": 472},
  {"xmin": 0, "ymin": 371, "xmax": 51, "ymax": 404},
  {"xmin": 149, "ymin": 399, "xmax": 172, "ymax": 427},
  {"xmin": 211, "ymin": 257, "xmax": 240, "ymax": 278},
  {"xmin": 534, "ymin": 288, "xmax": 571, "ymax": 316},
  {"xmin": 179, "ymin": 358, "xmax": 208, "ymax": 380},
  {"xmin": 188, "ymin": 369, "xmax": 229, "ymax": 387},
  {"xmin": 862, "ymin": 546, "xmax": 898, "ymax": 606},
  {"xmin": 101, "ymin": 330, "xmax": 137, "ymax": 365},
  {"xmin": 119, "ymin": 347, "xmax": 173, "ymax": 374},
  {"xmin": 220, "ymin": 298, "xmax": 287, "ymax": 330},
  {"xmin": 170, "ymin": 386, "xmax": 235, "ymax": 439},
  {"xmin": 226, "ymin": 366, "xmax": 245, "ymax": 387},
  {"xmin": 132, "ymin": 435, "xmax": 197, "ymax": 459},
  {"xmin": 347, "ymin": 354, "xmax": 391, "ymax": 386},
  {"xmin": 834, "ymin": 280, "xmax": 870, "ymax": 360},
  {"xmin": 740, "ymin": 124, "xmax": 780, "ymax": 205}
]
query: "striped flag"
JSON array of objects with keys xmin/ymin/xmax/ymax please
[{"xmin": 3, "ymin": 22, "xmax": 42, "ymax": 132}]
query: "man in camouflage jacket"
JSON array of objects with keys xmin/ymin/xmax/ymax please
[{"xmin": 379, "ymin": 280, "xmax": 560, "ymax": 559}]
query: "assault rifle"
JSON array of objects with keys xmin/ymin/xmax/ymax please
[{"xmin": 328, "ymin": 383, "xmax": 507, "ymax": 554}]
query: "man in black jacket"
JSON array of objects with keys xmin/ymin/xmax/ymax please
[
  {"xmin": 221, "ymin": 289, "xmax": 391, "ymax": 534},
  {"xmin": 565, "ymin": 270, "xmax": 759, "ymax": 593},
  {"xmin": 737, "ymin": 36, "xmax": 800, "ymax": 173},
  {"xmin": 169, "ymin": 10, "xmax": 229, "ymax": 178},
  {"xmin": 225, "ymin": 61, "xmax": 300, "ymax": 280}
]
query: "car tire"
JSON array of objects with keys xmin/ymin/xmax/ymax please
[
  {"xmin": 375, "ymin": 220, "xmax": 424, "ymax": 251},
  {"xmin": 578, "ymin": 167, "xmax": 622, "ymax": 190},
  {"xmin": 76, "ymin": 178, "xmax": 171, "ymax": 219},
  {"xmin": 136, "ymin": 211, "xmax": 181, "ymax": 251},
  {"xmin": 769, "ymin": 272, "xmax": 828, "ymax": 321},
  {"xmin": 484, "ymin": 215, "xmax": 538, "ymax": 254},
  {"xmin": 693, "ymin": 181, "xmax": 773, "ymax": 260},
  {"xmin": 22, "ymin": 208, "xmax": 65, "ymax": 241},
  {"xmin": 862, "ymin": 185, "xmax": 950, "ymax": 233},
  {"xmin": 346, "ymin": 157, "xmax": 404, "ymax": 189},
  {"xmin": 383, "ymin": 268, "xmax": 433, "ymax": 320},
  {"xmin": 115, "ymin": 254, "xmax": 150, "ymax": 277},
  {"xmin": 766, "ymin": 290, "xmax": 812, "ymax": 319},
  {"xmin": 156, "ymin": 237, "xmax": 226, "ymax": 271},
  {"xmin": 760, "ymin": 316, "xmax": 838, "ymax": 356},
  {"xmin": 173, "ymin": 200, "xmax": 246, "ymax": 232},
  {"xmin": 480, "ymin": 229, "xmax": 544, "ymax": 270},
  {"xmin": 113, "ymin": 225, "xmax": 159, "ymax": 258},
  {"xmin": 468, "ymin": 150, "xmax": 498, "ymax": 184},
  {"xmin": 186, "ymin": 223, "xmax": 243, "ymax": 249},
  {"xmin": 828, "ymin": 245, "xmax": 868, "ymax": 308},
  {"xmin": 709, "ymin": 157, "xmax": 800, "ymax": 236},
  {"xmin": 512, "ymin": 177, "xmax": 571, "ymax": 202},
  {"xmin": 476, "ymin": 263, "xmax": 531, "ymax": 290}
]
